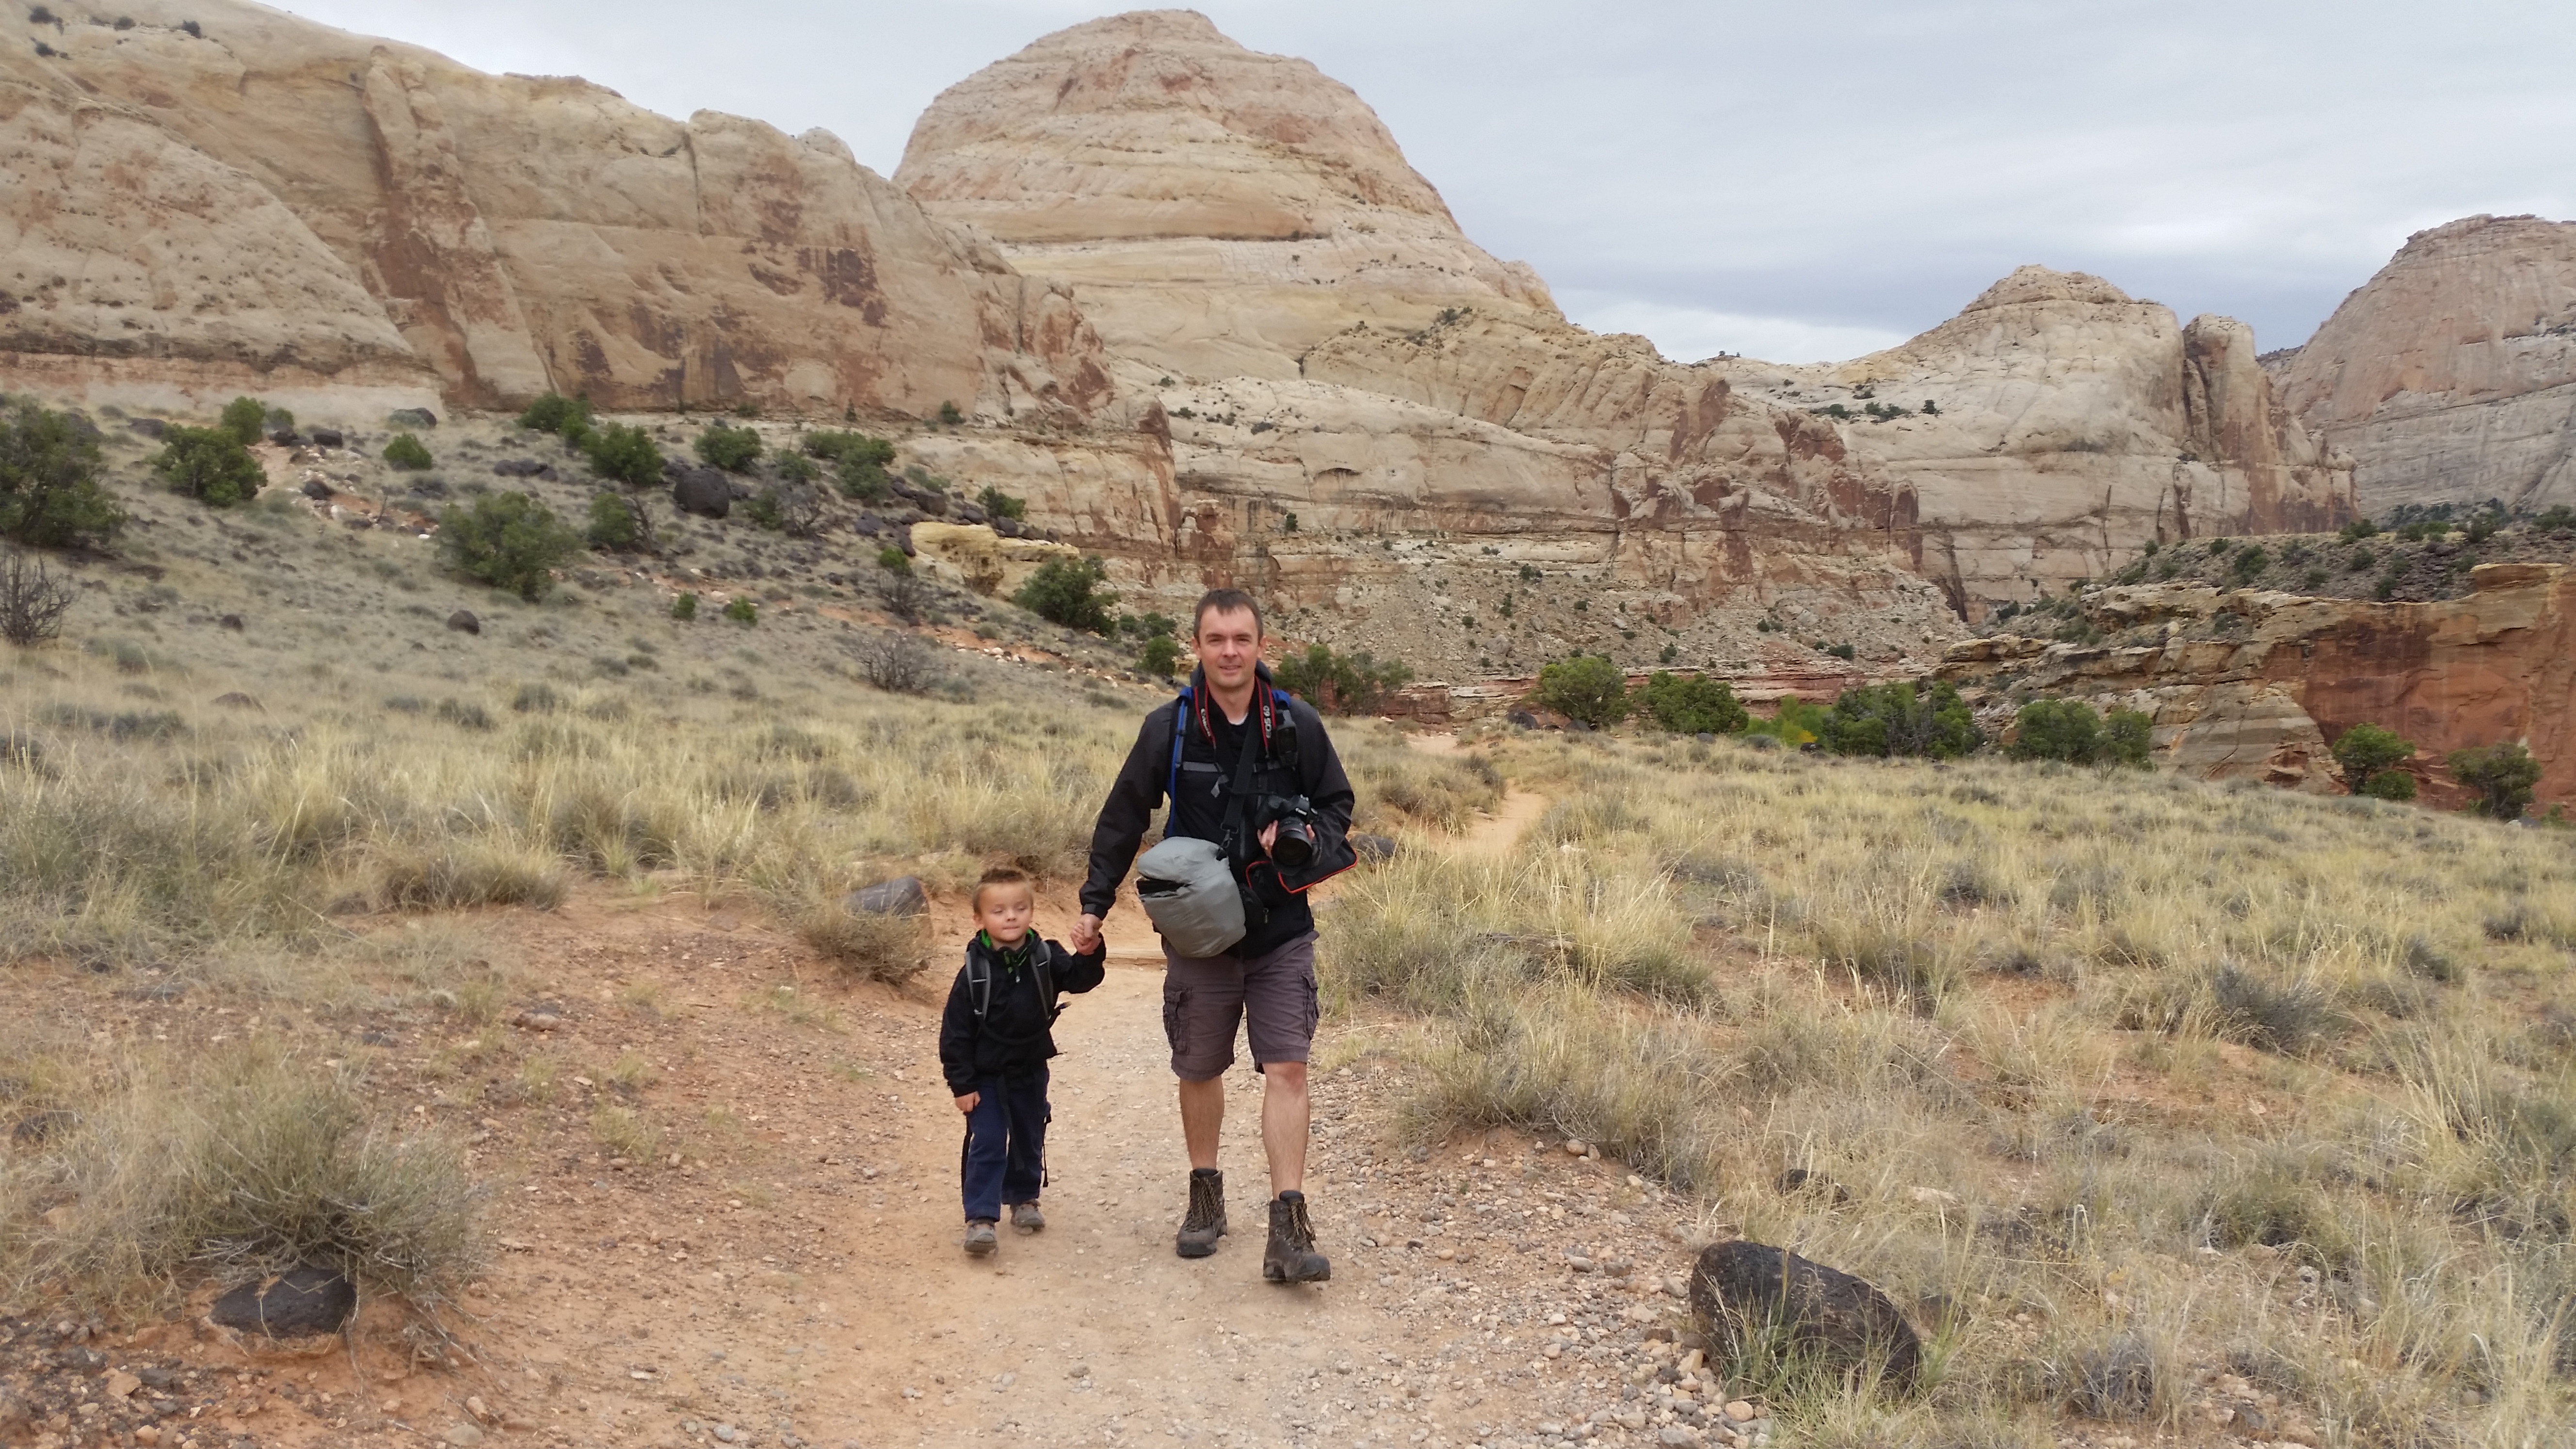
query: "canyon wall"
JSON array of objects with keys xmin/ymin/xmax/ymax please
[
  {"xmin": 1937, "ymin": 564, "xmax": 2576, "ymax": 811},
  {"xmin": 2273, "ymin": 214, "xmax": 2576, "ymax": 515},
  {"xmin": 0, "ymin": 0, "xmax": 1111, "ymax": 420},
  {"xmin": 1731, "ymin": 268, "xmax": 2354, "ymax": 615}
]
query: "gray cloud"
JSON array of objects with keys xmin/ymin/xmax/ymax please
[{"xmin": 281, "ymin": 0, "xmax": 2576, "ymax": 362}]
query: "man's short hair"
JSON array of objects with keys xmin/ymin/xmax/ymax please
[
  {"xmin": 972, "ymin": 864, "xmax": 1033, "ymax": 912},
  {"xmin": 1192, "ymin": 588, "xmax": 1263, "ymax": 639}
]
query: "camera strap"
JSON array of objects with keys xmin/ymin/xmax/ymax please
[{"xmin": 1218, "ymin": 720, "xmax": 1274, "ymax": 937}]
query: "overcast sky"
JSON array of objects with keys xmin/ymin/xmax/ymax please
[{"xmin": 282, "ymin": 0, "xmax": 2576, "ymax": 364}]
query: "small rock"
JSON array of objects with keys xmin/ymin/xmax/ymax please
[
  {"xmin": 129, "ymin": 417, "xmax": 169, "ymax": 439},
  {"xmin": 1351, "ymin": 833, "xmax": 1398, "ymax": 863},
  {"xmin": 389, "ymin": 407, "xmax": 439, "ymax": 429},
  {"xmin": 845, "ymin": 876, "xmax": 929, "ymax": 918},
  {"xmin": 104, "ymin": 1370, "xmax": 141, "ymax": 1399},
  {"xmin": 209, "ymin": 1264, "xmax": 357, "ymax": 1337},
  {"xmin": 219, "ymin": 613, "xmax": 245, "ymax": 631},
  {"xmin": 1723, "ymin": 1400, "xmax": 1754, "ymax": 1423},
  {"xmin": 1565, "ymin": 1140, "xmax": 1590, "ymax": 1157},
  {"xmin": 714, "ymin": 1425, "xmax": 739, "ymax": 1443},
  {"xmin": 513, "ymin": 1011, "xmax": 562, "ymax": 1031},
  {"xmin": 492, "ymin": 459, "xmax": 547, "ymax": 478},
  {"xmin": 213, "ymin": 692, "xmax": 261, "ymax": 711},
  {"xmin": 134, "ymin": 1426, "xmax": 163, "ymax": 1446},
  {"xmin": 443, "ymin": 1423, "xmax": 484, "ymax": 1447},
  {"xmin": 465, "ymin": 1395, "xmax": 489, "ymax": 1421},
  {"xmin": 1507, "ymin": 709, "xmax": 1539, "ymax": 729},
  {"xmin": 269, "ymin": 428, "xmax": 303, "ymax": 446},
  {"xmin": 309, "ymin": 428, "xmax": 345, "ymax": 448},
  {"xmin": 445, "ymin": 610, "xmax": 480, "ymax": 635},
  {"xmin": 300, "ymin": 478, "xmax": 332, "ymax": 500},
  {"xmin": 1659, "ymin": 1428, "xmax": 1701, "ymax": 1447},
  {"xmin": 1689, "ymin": 1240, "xmax": 1920, "ymax": 1389}
]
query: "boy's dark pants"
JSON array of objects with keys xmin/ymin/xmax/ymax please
[{"xmin": 960, "ymin": 1067, "xmax": 1048, "ymax": 1222}]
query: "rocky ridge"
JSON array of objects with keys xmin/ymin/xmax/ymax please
[
  {"xmin": 2273, "ymin": 213, "xmax": 2576, "ymax": 515},
  {"xmin": 1729, "ymin": 267, "xmax": 2355, "ymax": 614},
  {"xmin": 1936, "ymin": 563, "xmax": 2576, "ymax": 805},
  {"xmin": 1, "ymin": 0, "xmax": 1112, "ymax": 422}
]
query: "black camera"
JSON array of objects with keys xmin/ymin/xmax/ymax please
[{"xmin": 1261, "ymin": 794, "xmax": 1320, "ymax": 868}]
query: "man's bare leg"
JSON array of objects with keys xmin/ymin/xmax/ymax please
[
  {"xmin": 1178, "ymin": 1075, "xmax": 1224, "ymax": 1170},
  {"xmin": 1261, "ymin": 1061, "xmax": 1309, "ymax": 1197}
]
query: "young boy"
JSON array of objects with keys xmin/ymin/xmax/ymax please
[{"xmin": 938, "ymin": 865, "xmax": 1107, "ymax": 1256}]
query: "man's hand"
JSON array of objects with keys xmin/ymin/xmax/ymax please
[
  {"xmin": 954, "ymin": 1092, "xmax": 980, "ymax": 1114},
  {"xmin": 1072, "ymin": 913, "xmax": 1104, "ymax": 955},
  {"xmin": 1258, "ymin": 821, "xmax": 1280, "ymax": 853}
]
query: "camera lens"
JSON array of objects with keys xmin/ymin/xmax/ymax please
[{"xmin": 1272, "ymin": 822, "xmax": 1315, "ymax": 868}]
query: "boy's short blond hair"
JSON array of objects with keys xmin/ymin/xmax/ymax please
[{"xmin": 971, "ymin": 864, "xmax": 1034, "ymax": 913}]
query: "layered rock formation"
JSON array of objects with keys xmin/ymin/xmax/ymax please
[
  {"xmin": 1937, "ymin": 564, "xmax": 2576, "ymax": 810},
  {"xmin": 0, "ymin": 0, "xmax": 1111, "ymax": 419},
  {"xmin": 2274, "ymin": 214, "xmax": 2576, "ymax": 515},
  {"xmin": 1727, "ymin": 268, "xmax": 2354, "ymax": 615},
  {"xmin": 895, "ymin": 10, "xmax": 1559, "ymax": 382},
  {"xmin": 897, "ymin": 12, "xmax": 1954, "ymax": 677}
]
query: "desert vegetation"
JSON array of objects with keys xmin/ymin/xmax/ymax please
[{"xmin": 1324, "ymin": 727, "xmax": 2576, "ymax": 1444}]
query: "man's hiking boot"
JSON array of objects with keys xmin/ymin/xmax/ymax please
[
  {"xmin": 964, "ymin": 1219, "xmax": 998, "ymax": 1257},
  {"xmin": 1175, "ymin": 1168, "xmax": 1225, "ymax": 1258},
  {"xmin": 1010, "ymin": 1201, "xmax": 1046, "ymax": 1234},
  {"xmin": 1262, "ymin": 1191, "xmax": 1331, "ymax": 1284}
]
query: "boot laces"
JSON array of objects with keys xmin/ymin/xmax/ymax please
[
  {"xmin": 1185, "ymin": 1174, "xmax": 1224, "ymax": 1230},
  {"xmin": 1280, "ymin": 1194, "xmax": 1318, "ymax": 1251}
]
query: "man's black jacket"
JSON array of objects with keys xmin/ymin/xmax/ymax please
[
  {"xmin": 937, "ymin": 934, "xmax": 1106, "ymax": 1094},
  {"xmin": 1080, "ymin": 667, "xmax": 1357, "ymax": 958}
]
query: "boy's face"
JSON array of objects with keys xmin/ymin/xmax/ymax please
[{"xmin": 975, "ymin": 884, "xmax": 1034, "ymax": 946}]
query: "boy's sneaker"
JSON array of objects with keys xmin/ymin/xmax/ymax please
[
  {"xmin": 964, "ymin": 1219, "xmax": 998, "ymax": 1257},
  {"xmin": 1262, "ymin": 1191, "xmax": 1330, "ymax": 1284},
  {"xmin": 1175, "ymin": 1168, "xmax": 1225, "ymax": 1258},
  {"xmin": 1010, "ymin": 1201, "xmax": 1046, "ymax": 1234}
]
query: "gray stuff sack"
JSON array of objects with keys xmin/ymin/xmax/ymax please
[{"xmin": 1134, "ymin": 836, "xmax": 1245, "ymax": 959}]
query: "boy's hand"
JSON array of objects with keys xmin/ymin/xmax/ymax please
[{"xmin": 954, "ymin": 1092, "xmax": 979, "ymax": 1113}]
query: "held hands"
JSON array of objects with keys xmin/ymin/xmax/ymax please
[
  {"xmin": 954, "ymin": 1092, "xmax": 979, "ymax": 1114},
  {"xmin": 1071, "ymin": 913, "xmax": 1104, "ymax": 955}
]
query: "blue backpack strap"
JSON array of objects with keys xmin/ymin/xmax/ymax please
[{"xmin": 1166, "ymin": 687, "xmax": 1191, "ymax": 805}]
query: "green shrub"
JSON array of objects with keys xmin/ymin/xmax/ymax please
[
  {"xmin": 0, "ymin": 399, "xmax": 125, "ymax": 547},
  {"xmin": 1536, "ymin": 655, "xmax": 1629, "ymax": 728},
  {"xmin": 2010, "ymin": 698, "xmax": 2101, "ymax": 763},
  {"xmin": 217, "ymin": 396, "xmax": 268, "ymax": 446},
  {"xmin": 740, "ymin": 490, "xmax": 781, "ymax": 531},
  {"xmin": 723, "ymin": 597, "xmax": 758, "ymax": 627},
  {"xmin": 2230, "ymin": 546, "xmax": 2270, "ymax": 581},
  {"xmin": 1638, "ymin": 672, "xmax": 1747, "ymax": 735},
  {"xmin": 2534, "ymin": 505, "xmax": 2575, "ymax": 532},
  {"xmin": 2359, "ymin": 769, "xmax": 2418, "ymax": 801},
  {"xmin": 151, "ymin": 427, "xmax": 264, "ymax": 507},
  {"xmin": 2339, "ymin": 518, "xmax": 2380, "ymax": 542},
  {"xmin": 694, "ymin": 423, "xmax": 762, "ymax": 473},
  {"xmin": 2448, "ymin": 741, "xmax": 2541, "ymax": 820},
  {"xmin": 1119, "ymin": 612, "xmax": 1178, "ymax": 640},
  {"xmin": 671, "ymin": 592, "xmax": 698, "ymax": 621},
  {"xmin": 1275, "ymin": 643, "xmax": 1412, "ymax": 714},
  {"xmin": 437, "ymin": 492, "xmax": 579, "ymax": 601},
  {"xmin": 1013, "ymin": 555, "xmax": 1117, "ymax": 633},
  {"xmin": 583, "ymin": 423, "xmax": 662, "ymax": 487},
  {"xmin": 937, "ymin": 401, "xmax": 963, "ymax": 425},
  {"xmin": 516, "ymin": 392, "xmax": 594, "ymax": 435},
  {"xmin": 978, "ymin": 485, "xmax": 1027, "ymax": 522},
  {"xmin": 876, "ymin": 545, "xmax": 911, "ymax": 575},
  {"xmin": 2330, "ymin": 723, "xmax": 2415, "ymax": 790},
  {"xmin": 1744, "ymin": 697, "xmax": 1828, "ymax": 746},
  {"xmin": 1821, "ymin": 680, "xmax": 1980, "ymax": 758},
  {"xmin": 2101, "ymin": 706, "xmax": 2153, "ymax": 766},
  {"xmin": 1139, "ymin": 634, "xmax": 1181, "ymax": 679},
  {"xmin": 584, "ymin": 492, "xmax": 650, "ymax": 552},
  {"xmin": 774, "ymin": 452, "xmax": 818, "ymax": 486},
  {"xmin": 382, "ymin": 433, "xmax": 433, "ymax": 470},
  {"xmin": 2465, "ymin": 512, "xmax": 2501, "ymax": 544},
  {"xmin": 1823, "ymin": 641, "xmax": 1857, "ymax": 661}
]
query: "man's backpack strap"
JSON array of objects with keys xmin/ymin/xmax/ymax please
[{"xmin": 1165, "ymin": 688, "xmax": 1191, "ymax": 806}]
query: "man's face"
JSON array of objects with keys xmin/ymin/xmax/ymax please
[{"xmin": 1194, "ymin": 607, "xmax": 1262, "ymax": 690}]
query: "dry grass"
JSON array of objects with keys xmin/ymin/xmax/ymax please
[{"xmin": 1324, "ymin": 730, "xmax": 2576, "ymax": 1445}]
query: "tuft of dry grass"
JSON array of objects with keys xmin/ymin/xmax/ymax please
[{"xmin": 1, "ymin": 1038, "xmax": 482, "ymax": 1312}]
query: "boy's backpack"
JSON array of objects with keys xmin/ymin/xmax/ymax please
[{"xmin": 965, "ymin": 939, "xmax": 1059, "ymax": 1025}]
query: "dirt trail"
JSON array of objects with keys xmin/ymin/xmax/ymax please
[{"xmin": 1405, "ymin": 732, "xmax": 1549, "ymax": 859}]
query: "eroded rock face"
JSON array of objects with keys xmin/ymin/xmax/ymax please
[
  {"xmin": 896, "ymin": 9, "xmax": 1559, "ymax": 382},
  {"xmin": 2274, "ymin": 214, "xmax": 2576, "ymax": 515},
  {"xmin": 1938, "ymin": 564, "xmax": 2576, "ymax": 809},
  {"xmin": 2, "ymin": 0, "xmax": 1113, "ymax": 420},
  {"xmin": 1732, "ymin": 268, "xmax": 2354, "ymax": 614}
]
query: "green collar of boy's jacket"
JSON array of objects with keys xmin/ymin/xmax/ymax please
[{"xmin": 977, "ymin": 930, "xmax": 1034, "ymax": 968}]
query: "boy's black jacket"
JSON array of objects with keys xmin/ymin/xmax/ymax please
[
  {"xmin": 938, "ymin": 934, "xmax": 1106, "ymax": 1094},
  {"xmin": 1079, "ymin": 667, "xmax": 1356, "ymax": 957}
]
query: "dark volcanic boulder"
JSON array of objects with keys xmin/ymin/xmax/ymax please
[
  {"xmin": 845, "ymin": 876, "xmax": 928, "ymax": 918},
  {"xmin": 1688, "ymin": 1239, "xmax": 1921, "ymax": 1389},
  {"xmin": 308, "ymin": 427, "xmax": 345, "ymax": 448},
  {"xmin": 445, "ymin": 610, "xmax": 481, "ymax": 635},
  {"xmin": 672, "ymin": 466, "xmax": 732, "ymax": 519},
  {"xmin": 388, "ymin": 407, "xmax": 438, "ymax": 428},
  {"xmin": 1351, "ymin": 833, "xmax": 1398, "ymax": 863},
  {"xmin": 210, "ymin": 1264, "xmax": 356, "ymax": 1337}
]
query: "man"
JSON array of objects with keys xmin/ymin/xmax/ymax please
[{"xmin": 1072, "ymin": 589, "xmax": 1355, "ymax": 1284}]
